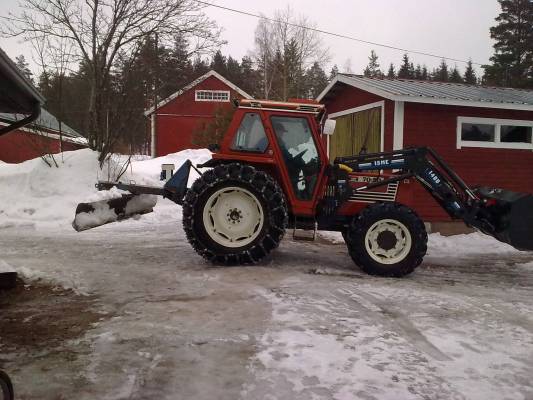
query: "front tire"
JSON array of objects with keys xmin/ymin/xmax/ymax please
[
  {"xmin": 182, "ymin": 163, "xmax": 288, "ymax": 264},
  {"xmin": 346, "ymin": 203, "xmax": 427, "ymax": 277}
]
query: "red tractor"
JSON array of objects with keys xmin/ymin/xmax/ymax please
[{"xmin": 75, "ymin": 99, "xmax": 533, "ymax": 277}]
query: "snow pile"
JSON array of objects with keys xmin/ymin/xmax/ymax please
[
  {"xmin": 427, "ymin": 232, "xmax": 520, "ymax": 256},
  {"xmin": 0, "ymin": 148, "xmax": 211, "ymax": 230}
]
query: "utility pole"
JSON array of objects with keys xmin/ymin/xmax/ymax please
[{"xmin": 151, "ymin": 32, "xmax": 159, "ymax": 158}]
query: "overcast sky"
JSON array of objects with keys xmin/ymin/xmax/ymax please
[{"xmin": 1, "ymin": 0, "xmax": 501, "ymax": 77}]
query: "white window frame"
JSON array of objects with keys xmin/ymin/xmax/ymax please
[
  {"xmin": 457, "ymin": 116, "xmax": 533, "ymax": 151},
  {"xmin": 195, "ymin": 90, "xmax": 230, "ymax": 102}
]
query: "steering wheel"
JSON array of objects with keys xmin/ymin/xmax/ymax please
[{"xmin": 291, "ymin": 149, "xmax": 308, "ymax": 167}]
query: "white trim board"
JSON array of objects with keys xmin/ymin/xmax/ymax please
[
  {"xmin": 393, "ymin": 101, "xmax": 404, "ymax": 150},
  {"xmin": 328, "ymin": 101, "xmax": 384, "ymax": 119},
  {"xmin": 317, "ymin": 74, "xmax": 533, "ymax": 112},
  {"xmin": 145, "ymin": 70, "xmax": 253, "ymax": 116},
  {"xmin": 456, "ymin": 116, "xmax": 533, "ymax": 151}
]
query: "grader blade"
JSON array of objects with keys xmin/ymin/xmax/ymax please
[{"xmin": 73, "ymin": 194, "xmax": 157, "ymax": 232}]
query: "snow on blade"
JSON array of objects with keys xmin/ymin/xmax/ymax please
[{"xmin": 73, "ymin": 194, "xmax": 158, "ymax": 232}]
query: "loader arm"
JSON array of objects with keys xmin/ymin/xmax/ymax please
[{"xmin": 335, "ymin": 147, "xmax": 533, "ymax": 251}]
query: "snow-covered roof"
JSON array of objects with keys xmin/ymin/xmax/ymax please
[
  {"xmin": 0, "ymin": 108, "xmax": 88, "ymax": 145},
  {"xmin": 144, "ymin": 70, "xmax": 253, "ymax": 116},
  {"xmin": 318, "ymin": 74, "xmax": 533, "ymax": 111}
]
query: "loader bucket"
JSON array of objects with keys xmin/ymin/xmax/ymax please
[
  {"xmin": 73, "ymin": 194, "xmax": 157, "ymax": 232},
  {"xmin": 477, "ymin": 187, "xmax": 533, "ymax": 251}
]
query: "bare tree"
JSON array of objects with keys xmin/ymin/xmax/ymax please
[
  {"xmin": 253, "ymin": 7, "xmax": 329, "ymax": 100},
  {"xmin": 3, "ymin": 0, "xmax": 222, "ymax": 163}
]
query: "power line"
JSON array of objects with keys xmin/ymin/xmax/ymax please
[{"xmin": 194, "ymin": 0, "xmax": 483, "ymax": 66}]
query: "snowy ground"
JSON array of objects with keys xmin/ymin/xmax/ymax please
[{"xmin": 1, "ymin": 150, "xmax": 533, "ymax": 399}]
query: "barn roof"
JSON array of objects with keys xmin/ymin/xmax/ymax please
[
  {"xmin": 318, "ymin": 74, "xmax": 533, "ymax": 111},
  {"xmin": 0, "ymin": 108, "xmax": 87, "ymax": 145},
  {"xmin": 144, "ymin": 70, "xmax": 253, "ymax": 116}
]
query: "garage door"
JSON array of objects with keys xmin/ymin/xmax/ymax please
[{"xmin": 329, "ymin": 106, "xmax": 381, "ymax": 161}]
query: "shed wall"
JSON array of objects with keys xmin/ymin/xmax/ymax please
[
  {"xmin": 0, "ymin": 130, "xmax": 84, "ymax": 163},
  {"xmin": 404, "ymin": 102, "xmax": 533, "ymax": 221},
  {"xmin": 323, "ymin": 84, "xmax": 395, "ymax": 152}
]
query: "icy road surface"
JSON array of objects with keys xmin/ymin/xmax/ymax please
[{"xmin": 1, "ymin": 208, "xmax": 533, "ymax": 400}]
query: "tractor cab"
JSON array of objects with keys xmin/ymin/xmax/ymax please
[{"xmin": 212, "ymin": 99, "xmax": 331, "ymax": 216}]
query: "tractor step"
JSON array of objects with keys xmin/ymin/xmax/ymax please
[{"xmin": 292, "ymin": 218, "xmax": 317, "ymax": 241}]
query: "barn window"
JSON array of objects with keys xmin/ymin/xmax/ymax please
[
  {"xmin": 195, "ymin": 90, "xmax": 230, "ymax": 102},
  {"xmin": 457, "ymin": 117, "xmax": 533, "ymax": 150}
]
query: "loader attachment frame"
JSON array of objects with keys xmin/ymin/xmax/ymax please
[{"xmin": 335, "ymin": 147, "xmax": 533, "ymax": 251}]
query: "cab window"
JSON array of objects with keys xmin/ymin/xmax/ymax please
[
  {"xmin": 231, "ymin": 113, "xmax": 268, "ymax": 152},
  {"xmin": 271, "ymin": 116, "xmax": 321, "ymax": 200}
]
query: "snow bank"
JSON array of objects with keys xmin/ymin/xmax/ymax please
[
  {"xmin": 427, "ymin": 232, "xmax": 520, "ymax": 256},
  {"xmin": 0, "ymin": 148, "xmax": 211, "ymax": 230}
]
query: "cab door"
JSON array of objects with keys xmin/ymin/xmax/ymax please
[{"xmin": 266, "ymin": 114, "xmax": 327, "ymax": 216}]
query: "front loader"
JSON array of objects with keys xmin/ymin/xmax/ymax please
[{"xmin": 74, "ymin": 99, "xmax": 533, "ymax": 277}]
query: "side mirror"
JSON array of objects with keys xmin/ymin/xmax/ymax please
[{"xmin": 323, "ymin": 119, "xmax": 336, "ymax": 135}]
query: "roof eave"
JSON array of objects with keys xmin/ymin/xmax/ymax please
[{"xmin": 318, "ymin": 74, "xmax": 533, "ymax": 112}]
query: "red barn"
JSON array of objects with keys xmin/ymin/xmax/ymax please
[
  {"xmin": 145, "ymin": 70, "xmax": 253, "ymax": 157},
  {"xmin": 0, "ymin": 108, "xmax": 87, "ymax": 163},
  {"xmin": 318, "ymin": 74, "xmax": 533, "ymax": 230}
]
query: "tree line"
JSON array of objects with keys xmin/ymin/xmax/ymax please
[
  {"xmin": 361, "ymin": 50, "xmax": 479, "ymax": 84},
  {"xmin": 5, "ymin": 0, "xmax": 533, "ymax": 159}
]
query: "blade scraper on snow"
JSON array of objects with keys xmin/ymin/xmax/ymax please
[{"xmin": 73, "ymin": 194, "xmax": 158, "ymax": 232}]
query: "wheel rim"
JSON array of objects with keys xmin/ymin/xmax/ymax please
[
  {"xmin": 364, "ymin": 219, "xmax": 412, "ymax": 265},
  {"xmin": 202, "ymin": 186, "xmax": 264, "ymax": 248}
]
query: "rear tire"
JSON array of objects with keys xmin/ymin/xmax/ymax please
[
  {"xmin": 182, "ymin": 163, "xmax": 288, "ymax": 265},
  {"xmin": 346, "ymin": 202, "xmax": 427, "ymax": 277}
]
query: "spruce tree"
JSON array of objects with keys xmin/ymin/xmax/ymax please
[
  {"xmin": 15, "ymin": 55, "xmax": 33, "ymax": 83},
  {"xmin": 363, "ymin": 50, "xmax": 381, "ymax": 78},
  {"xmin": 210, "ymin": 50, "xmax": 227, "ymax": 76},
  {"xmin": 421, "ymin": 65, "xmax": 429, "ymax": 80},
  {"xmin": 329, "ymin": 65, "xmax": 339, "ymax": 80},
  {"xmin": 414, "ymin": 64, "xmax": 422, "ymax": 80},
  {"xmin": 434, "ymin": 59, "xmax": 449, "ymax": 81},
  {"xmin": 449, "ymin": 65, "xmax": 463, "ymax": 83},
  {"xmin": 240, "ymin": 56, "xmax": 260, "ymax": 97},
  {"xmin": 226, "ymin": 56, "xmax": 241, "ymax": 86},
  {"xmin": 387, "ymin": 63, "xmax": 395, "ymax": 79},
  {"xmin": 463, "ymin": 60, "xmax": 478, "ymax": 84},
  {"xmin": 483, "ymin": 0, "xmax": 533, "ymax": 88},
  {"xmin": 305, "ymin": 62, "xmax": 329, "ymax": 99},
  {"xmin": 398, "ymin": 54, "xmax": 413, "ymax": 79}
]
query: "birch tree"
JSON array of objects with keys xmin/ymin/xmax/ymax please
[{"xmin": 3, "ymin": 0, "xmax": 222, "ymax": 162}]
